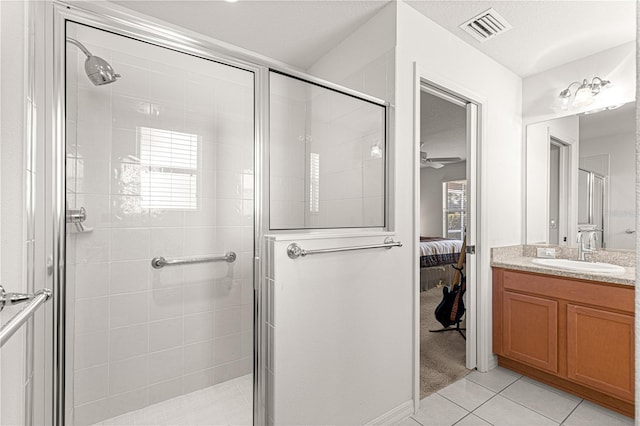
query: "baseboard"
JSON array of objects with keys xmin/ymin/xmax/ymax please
[
  {"xmin": 365, "ymin": 400, "xmax": 414, "ymax": 426},
  {"xmin": 486, "ymin": 354, "xmax": 498, "ymax": 371}
]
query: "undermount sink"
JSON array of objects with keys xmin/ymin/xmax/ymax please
[{"xmin": 531, "ymin": 258, "xmax": 625, "ymax": 275}]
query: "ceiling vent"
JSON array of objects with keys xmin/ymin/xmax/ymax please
[{"xmin": 460, "ymin": 8, "xmax": 512, "ymax": 43}]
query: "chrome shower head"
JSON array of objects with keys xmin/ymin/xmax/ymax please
[
  {"xmin": 66, "ymin": 37, "xmax": 121, "ymax": 86},
  {"xmin": 84, "ymin": 55, "xmax": 121, "ymax": 86}
]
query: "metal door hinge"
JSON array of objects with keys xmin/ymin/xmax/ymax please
[{"xmin": 466, "ymin": 245, "xmax": 476, "ymax": 255}]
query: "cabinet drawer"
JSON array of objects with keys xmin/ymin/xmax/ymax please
[
  {"xmin": 501, "ymin": 269, "xmax": 633, "ymax": 313},
  {"xmin": 567, "ymin": 304, "xmax": 634, "ymax": 402},
  {"xmin": 503, "ymin": 291, "xmax": 558, "ymax": 373}
]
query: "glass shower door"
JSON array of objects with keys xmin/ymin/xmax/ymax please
[{"xmin": 65, "ymin": 22, "xmax": 254, "ymax": 425}]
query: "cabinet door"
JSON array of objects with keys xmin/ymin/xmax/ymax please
[
  {"xmin": 567, "ymin": 304, "xmax": 634, "ymax": 402},
  {"xmin": 503, "ymin": 291, "xmax": 558, "ymax": 373}
]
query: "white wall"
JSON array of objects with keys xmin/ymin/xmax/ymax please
[
  {"xmin": 307, "ymin": 1, "xmax": 396, "ymax": 100},
  {"xmin": 395, "ymin": 1, "xmax": 523, "ymax": 374},
  {"xmin": 420, "ymin": 163, "xmax": 466, "ymax": 237},
  {"xmin": 523, "ymin": 42, "xmax": 635, "ymax": 123}
]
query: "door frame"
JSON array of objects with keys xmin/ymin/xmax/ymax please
[
  {"xmin": 48, "ymin": 2, "xmax": 266, "ymax": 424},
  {"xmin": 412, "ymin": 63, "xmax": 488, "ymax": 409},
  {"xmin": 549, "ymin": 137, "xmax": 571, "ymax": 245}
]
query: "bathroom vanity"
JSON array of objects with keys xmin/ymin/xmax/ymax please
[{"xmin": 491, "ymin": 250, "xmax": 634, "ymax": 417}]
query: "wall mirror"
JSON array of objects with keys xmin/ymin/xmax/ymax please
[{"xmin": 525, "ymin": 101, "xmax": 635, "ymax": 250}]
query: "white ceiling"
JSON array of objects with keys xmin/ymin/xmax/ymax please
[
  {"xmin": 405, "ymin": 0, "xmax": 636, "ymax": 77},
  {"xmin": 109, "ymin": 0, "xmax": 391, "ymax": 70},
  {"xmin": 109, "ymin": 0, "xmax": 636, "ymax": 77}
]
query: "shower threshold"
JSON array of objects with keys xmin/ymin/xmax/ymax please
[{"xmin": 92, "ymin": 374, "xmax": 253, "ymax": 426}]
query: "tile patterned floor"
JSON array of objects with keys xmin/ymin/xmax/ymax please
[
  {"xmin": 92, "ymin": 368, "xmax": 633, "ymax": 426},
  {"xmin": 397, "ymin": 367, "xmax": 634, "ymax": 426},
  {"xmin": 94, "ymin": 375, "xmax": 252, "ymax": 426}
]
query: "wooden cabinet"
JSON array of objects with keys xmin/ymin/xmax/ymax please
[
  {"xmin": 502, "ymin": 292, "xmax": 558, "ymax": 373},
  {"xmin": 566, "ymin": 304, "xmax": 634, "ymax": 402},
  {"xmin": 493, "ymin": 268, "xmax": 634, "ymax": 417}
]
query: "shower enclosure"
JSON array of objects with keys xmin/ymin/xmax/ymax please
[
  {"xmin": 63, "ymin": 21, "xmax": 256, "ymax": 425},
  {"xmin": 578, "ymin": 168, "xmax": 606, "ymax": 248}
]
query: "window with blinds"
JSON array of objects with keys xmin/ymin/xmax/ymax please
[
  {"xmin": 138, "ymin": 127, "xmax": 199, "ymax": 210},
  {"xmin": 443, "ymin": 180, "xmax": 467, "ymax": 240},
  {"xmin": 309, "ymin": 152, "xmax": 320, "ymax": 213}
]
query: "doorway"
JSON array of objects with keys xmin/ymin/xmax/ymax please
[
  {"xmin": 416, "ymin": 82, "xmax": 479, "ymax": 399},
  {"xmin": 58, "ymin": 20, "xmax": 258, "ymax": 425},
  {"xmin": 549, "ymin": 137, "xmax": 571, "ymax": 245}
]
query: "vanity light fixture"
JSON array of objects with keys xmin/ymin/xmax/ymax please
[{"xmin": 558, "ymin": 77, "xmax": 611, "ymax": 110}]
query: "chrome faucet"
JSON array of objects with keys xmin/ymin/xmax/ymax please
[{"xmin": 576, "ymin": 230, "xmax": 597, "ymax": 261}]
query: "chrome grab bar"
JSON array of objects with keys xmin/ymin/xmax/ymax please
[
  {"xmin": 287, "ymin": 237, "xmax": 402, "ymax": 259},
  {"xmin": 0, "ymin": 287, "xmax": 52, "ymax": 348},
  {"xmin": 151, "ymin": 252, "xmax": 237, "ymax": 269}
]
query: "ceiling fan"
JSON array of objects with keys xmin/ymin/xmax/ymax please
[{"xmin": 420, "ymin": 150, "xmax": 462, "ymax": 169}]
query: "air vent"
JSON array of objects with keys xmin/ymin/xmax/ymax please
[{"xmin": 460, "ymin": 8, "xmax": 512, "ymax": 42}]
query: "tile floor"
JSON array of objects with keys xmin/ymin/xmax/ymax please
[
  {"xmin": 397, "ymin": 367, "xmax": 634, "ymax": 426},
  {"xmin": 90, "ymin": 368, "xmax": 634, "ymax": 426},
  {"xmin": 92, "ymin": 375, "xmax": 252, "ymax": 426}
]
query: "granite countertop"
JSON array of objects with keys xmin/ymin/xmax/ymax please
[{"xmin": 491, "ymin": 245, "xmax": 636, "ymax": 286}]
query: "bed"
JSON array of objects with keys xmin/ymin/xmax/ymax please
[{"xmin": 419, "ymin": 237, "xmax": 464, "ymax": 290}]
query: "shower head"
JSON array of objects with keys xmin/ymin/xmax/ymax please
[{"xmin": 66, "ymin": 37, "xmax": 121, "ymax": 86}]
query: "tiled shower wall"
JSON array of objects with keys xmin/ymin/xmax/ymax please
[
  {"xmin": 66, "ymin": 24, "xmax": 254, "ymax": 425},
  {"xmin": 269, "ymin": 72, "xmax": 385, "ymax": 230},
  {"xmin": 306, "ymin": 85, "xmax": 385, "ymax": 228}
]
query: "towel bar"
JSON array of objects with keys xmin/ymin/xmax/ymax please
[
  {"xmin": 0, "ymin": 287, "xmax": 52, "ymax": 348},
  {"xmin": 287, "ymin": 237, "xmax": 402, "ymax": 259}
]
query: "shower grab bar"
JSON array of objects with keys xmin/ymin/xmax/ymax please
[
  {"xmin": 0, "ymin": 287, "xmax": 52, "ymax": 348},
  {"xmin": 287, "ymin": 237, "xmax": 402, "ymax": 259},
  {"xmin": 151, "ymin": 252, "xmax": 237, "ymax": 269}
]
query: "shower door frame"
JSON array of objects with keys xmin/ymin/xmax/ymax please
[{"xmin": 49, "ymin": 2, "xmax": 267, "ymax": 424}]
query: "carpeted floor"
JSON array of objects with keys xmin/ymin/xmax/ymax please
[{"xmin": 420, "ymin": 286, "xmax": 471, "ymax": 399}]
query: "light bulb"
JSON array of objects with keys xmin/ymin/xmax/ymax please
[
  {"xmin": 557, "ymin": 88, "xmax": 572, "ymax": 111},
  {"xmin": 572, "ymin": 81, "xmax": 594, "ymax": 108}
]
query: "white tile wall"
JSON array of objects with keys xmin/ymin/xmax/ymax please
[
  {"xmin": 262, "ymin": 237, "xmax": 276, "ymax": 426},
  {"xmin": 66, "ymin": 23, "xmax": 254, "ymax": 425},
  {"xmin": 269, "ymin": 71, "xmax": 386, "ymax": 229}
]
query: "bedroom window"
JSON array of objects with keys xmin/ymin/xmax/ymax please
[{"xmin": 443, "ymin": 180, "xmax": 467, "ymax": 240}]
